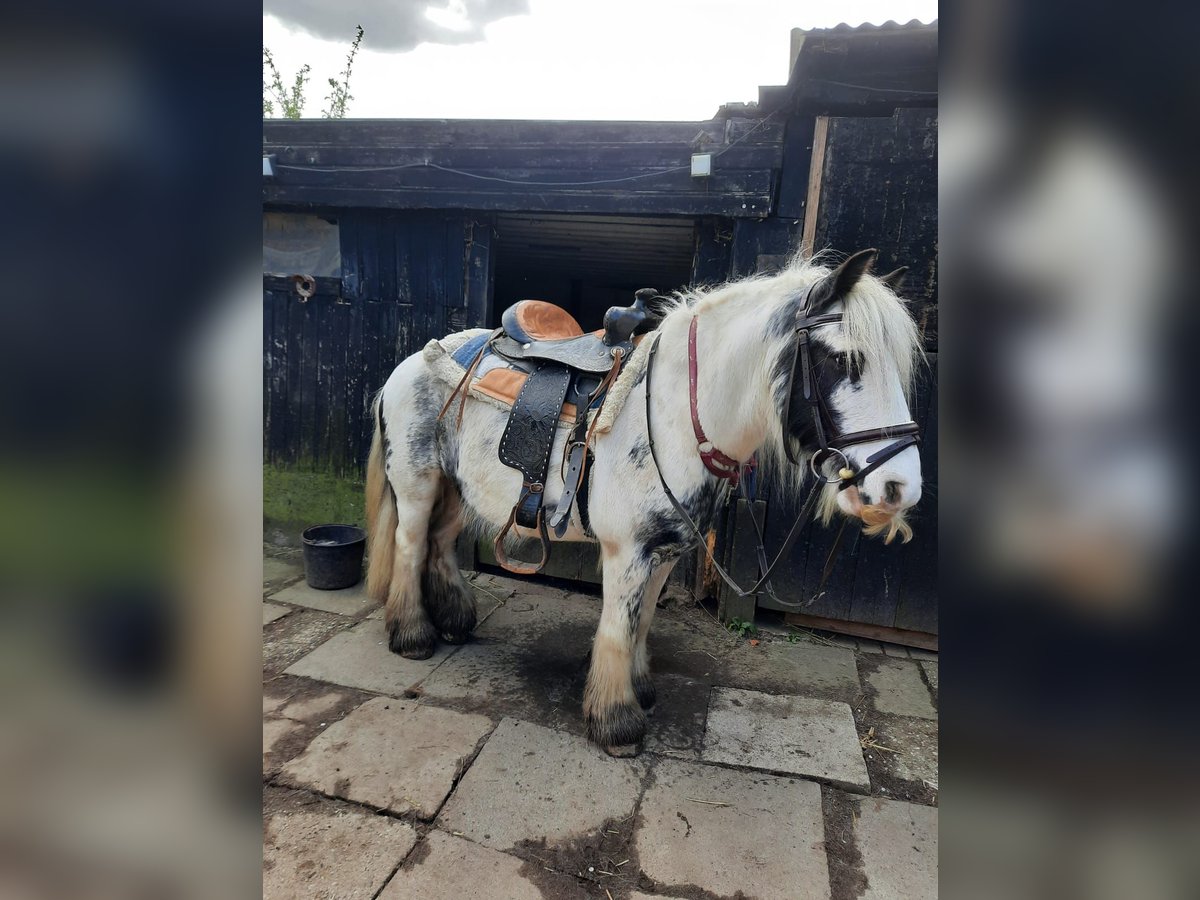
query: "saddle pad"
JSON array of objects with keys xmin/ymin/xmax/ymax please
[{"xmin": 424, "ymin": 328, "xmax": 651, "ymax": 433}]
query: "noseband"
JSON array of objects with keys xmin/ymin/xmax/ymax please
[{"xmin": 643, "ymin": 284, "xmax": 920, "ymax": 603}]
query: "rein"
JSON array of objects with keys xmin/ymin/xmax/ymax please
[{"xmin": 644, "ymin": 292, "xmax": 920, "ymax": 604}]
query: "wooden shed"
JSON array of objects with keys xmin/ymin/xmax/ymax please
[{"xmin": 262, "ymin": 19, "xmax": 938, "ymax": 646}]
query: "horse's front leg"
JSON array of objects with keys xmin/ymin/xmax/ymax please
[{"xmin": 585, "ymin": 543, "xmax": 656, "ymax": 757}]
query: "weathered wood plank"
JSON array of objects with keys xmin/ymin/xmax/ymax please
[
  {"xmin": 264, "ymin": 118, "xmax": 781, "ymax": 148},
  {"xmin": 265, "ymin": 143, "xmax": 783, "ymax": 172},
  {"xmin": 800, "ymin": 116, "xmax": 829, "ymax": 254},
  {"xmin": 814, "ymin": 108, "xmax": 938, "ymax": 310},
  {"xmin": 263, "ymin": 170, "xmax": 776, "ymax": 217},
  {"xmin": 775, "ymin": 114, "xmax": 815, "ymax": 220}
]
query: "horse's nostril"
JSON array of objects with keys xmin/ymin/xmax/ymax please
[{"xmin": 884, "ymin": 480, "xmax": 903, "ymax": 505}]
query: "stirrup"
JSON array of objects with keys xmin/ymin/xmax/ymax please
[{"xmin": 493, "ymin": 503, "xmax": 551, "ymax": 575}]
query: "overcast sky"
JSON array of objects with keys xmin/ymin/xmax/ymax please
[{"xmin": 263, "ymin": 0, "xmax": 937, "ymax": 121}]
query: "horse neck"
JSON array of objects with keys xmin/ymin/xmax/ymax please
[{"xmin": 654, "ymin": 306, "xmax": 778, "ymax": 465}]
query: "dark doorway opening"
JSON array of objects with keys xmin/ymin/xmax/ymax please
[{"xmin": 492, "ymin": 213, "xmax": 696, "ymax": 330}]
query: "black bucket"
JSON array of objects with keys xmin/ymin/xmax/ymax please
[{"xmin": 301, "ymin": 524, "xmax": 366, "ymax": 590}]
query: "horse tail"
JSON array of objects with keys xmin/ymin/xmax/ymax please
[{"xmin": 365, "ymin": 390, "xmax": 396, "ymax": 604}]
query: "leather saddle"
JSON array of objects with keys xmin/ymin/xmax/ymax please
[
  {"xmin": 491, "ymin": 290, "xmax": 661, "ymax": 373},
  {"xmin": 441, "ymin": 290, "xmax": 665, "ymax": 575}
]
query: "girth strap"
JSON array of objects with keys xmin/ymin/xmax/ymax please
[
  {"xmin": 547, "ymin": 375, "xmax": 598, "ymax": 538},
  {"xmin": 548, "ymin": 348, "xmax": 623, "ymax": 537}
]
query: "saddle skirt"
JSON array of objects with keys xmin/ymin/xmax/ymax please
[{"xmin": 422, "ymin": 325, "xmax": 650, "ymax": 434}]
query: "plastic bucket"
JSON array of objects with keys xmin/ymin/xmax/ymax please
[{"xmin": 301, "ymin": 524, "xmax": 366, "ymax": 590}]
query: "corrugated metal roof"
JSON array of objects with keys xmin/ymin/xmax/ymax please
[{"xmin": 799, "ymin": 19, "xmax": 937, "ymax": 35}]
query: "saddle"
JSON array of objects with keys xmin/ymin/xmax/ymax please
[{"xmin": 439, "ymin": 289, "xmax": 665, "ymax": 574}]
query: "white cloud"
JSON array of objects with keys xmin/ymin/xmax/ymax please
[{"xmin": 263, "ymin": 0, "xmax": 937, "ymax": 120}]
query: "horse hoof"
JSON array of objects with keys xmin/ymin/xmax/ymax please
[
  {"xmin": 397, "ymin": 644, "xmax": 436, "ymax": 660},
  {"xmin": 387, "ymin": 619, "xmax": 437, "ymax": 659},
  {"xmin": 604, "ymin": 742, "xmax": 643, "ymax": 758},
  {"xmin": 586, "ymin": 702, "xmax": 647, "ymax": 752}
]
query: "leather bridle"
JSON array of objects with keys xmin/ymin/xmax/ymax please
[
  {"xmin": 644, "ymin": 285, "xmax": 920, "ymax": 603},
  {"xmin": 779, "ymin": 285, "xmax": 920, "ymax": 491}
]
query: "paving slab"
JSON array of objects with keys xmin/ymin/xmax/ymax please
[
  {"xmin": 642, "ymin": 674, "xmax": 710, "ymax": 760},
  {"xmin": 636, "ymin": 757, "xmax": 829, "ymax": 900},
  {"xmin": 855, "ymin": 797, "xmax": 938, "ymax": 900},
  {"xmin": 702, "ymin": 687, "xmax": 870, "ymax": 792},
  {"xmin": 264, "ymin": 556, "xmax": 304, "ymax": 593},
  {"xmin": 270, "ymin": 581, "xmax": 377, "ymax": 618},
  {"xmin": 882, "ymin": 643, "xmax": 910, "ymax": 658},
  {"xmin": 437, "ymin": 717, "xmax": 645, "ymax": 851},
  {"xmin": 279, "ymin": 689, "xmax": 356, "ymax": 724},
  {"xmin": 264, "ymin": 807, "xmax": 416, "ymax": 900},
  {"xmin": 872, "ymin": 716, "xmax": 938, "ymax": 790},
  {"xmin": 413, "ymin": 589, "xmax": 598, "ymax": 728},
  {"xmin": 263, "ymin": 718, "xmax": 301, "ymax": 760},
  {"xmin": 379, "ymin": 829, "xmax": 583, "ymax": 900},
  {"xmin": 263, "ymin": 603, "xmax": 291, "ymax": 626},
  {"xmin": 646, "ymin": 609, "xmax": 862, "ymax": 701},
  {"xmin": 864, "ymin": 659, "xmax": 936, "ymax": 720},
  {"xmin": 264, "ymin": 610, "xmax": 352, "ymax": 678},
  {"xmin": 922, "ymin": 660, "xmax": 938, "ymax": 694},
  {"xmin": 284, "ymin": 618, "xmax": 460, "ymax": 696},
  {"xmin": 909, "ymin": 647, "xmax": 938, "ymax": 662},
  {"xmin": 281, "ymin": 697, "xmax": 493, "ymax": 819}
]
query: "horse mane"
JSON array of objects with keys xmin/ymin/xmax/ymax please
[
  {"xmin": 661, "ymin": 250, "xmax": 923, "ymax": 395},
  {"xmin": 657, "ymin": 251, "xmax": 924, "ymax": 537}
]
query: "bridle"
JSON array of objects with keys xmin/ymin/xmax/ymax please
[
  {"xmin": 779, "ymin": 284, "xmax": 920, "ymax": 491},
  {"xmin": 644, "ymin": 284, "xmax": 920, "ymax": 603}
]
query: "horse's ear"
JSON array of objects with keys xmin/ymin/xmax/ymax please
[
  {"xmin": 879, "ymin": 266, "xmax": 909, "ymax": 290},
  {"xmin": 808, "ymin": 248, "xmax": 877, "ymax": 312}
]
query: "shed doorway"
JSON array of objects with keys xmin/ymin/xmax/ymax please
[
  {"xmin": 492, "ymin": 213, "xmax": 696, "ymax": 332},
  {"xmin": 474, "ymin": 213, "xmax": 697, "ymax": 584}
]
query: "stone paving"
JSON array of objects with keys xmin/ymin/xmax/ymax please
[
  {"xmin": 702, "ymin": 687, "xmax": 871, "ymax": 791},
  {"xmin": 263, "ymin": 549, "xmax": 938, "ymax": 899}
]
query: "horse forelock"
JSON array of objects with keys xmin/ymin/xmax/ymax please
[{"xmin": 664, "ymin": 252, "xmax": 922, "ymax": 394}]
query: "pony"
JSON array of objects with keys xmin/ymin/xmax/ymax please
[{"xmin": 364, "ymin": 248, "xmax": 924, "ymax": 756}]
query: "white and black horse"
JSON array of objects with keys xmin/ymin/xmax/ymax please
[{"xmin": 365, "ymin": 249, "xmax": 923, "ymax": 755}]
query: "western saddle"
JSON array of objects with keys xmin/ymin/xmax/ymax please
[{"xmin": 439, "ymin": 289, "xmax": 665, "ymax": 574}]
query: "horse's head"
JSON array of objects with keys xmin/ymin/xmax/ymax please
[{"xmin": 779, "ymin": 250, "xmax": 924, "ymax": 542}]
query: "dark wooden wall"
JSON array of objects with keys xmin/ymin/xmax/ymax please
[
  {"xmin": 728, "ymin": 107, "xmax": 938, "ymax": 636},
  {"xmin": 263, "ymin": 209, "xmax": 491, "ymax": 475},
  {"xmin": 815, "ymin": 108, "xmax": 938, "ymax": 350},
  {"xmin": 263, "ymin": 118, "xmax": 783, "ymax": 218}
]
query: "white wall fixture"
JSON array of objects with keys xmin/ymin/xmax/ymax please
[{"xmin": 691, "ymin": 153, "xmax": 713, "ymax": 177}]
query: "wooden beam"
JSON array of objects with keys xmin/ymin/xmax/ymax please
[
  {"xmin": 800, "ymin": 116, "xmax": 829, "ymax": 256},
  {"xmin": 783, "ymin": 611, "xmax": 938, "ymax": 651}
]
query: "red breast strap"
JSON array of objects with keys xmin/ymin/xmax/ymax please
[{"xmin": 688, "ymin": 316, "xmax": 743, "ymax": 486}]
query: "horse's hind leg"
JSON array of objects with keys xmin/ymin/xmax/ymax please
[
  {"xmin": 585, "ymin": 543, "xmax": 654, "ymax": 756},
  {"xmin": 421, "ymin": 477, "xmax": 477, "ymax": 644},
  {"xmin": 383, "ymin": 465, "xmax": 441, "ymax": 659}
]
